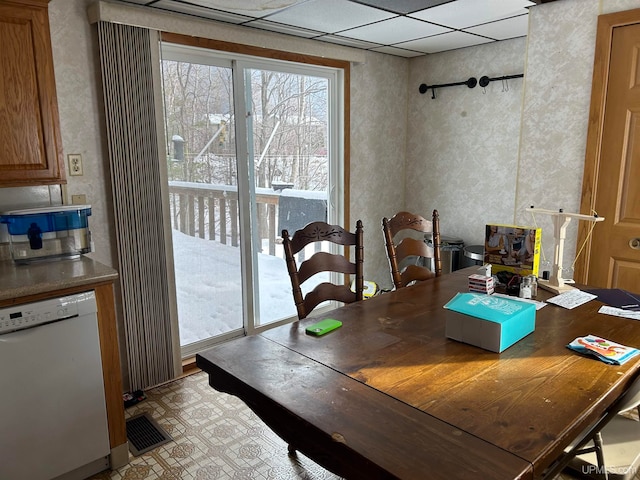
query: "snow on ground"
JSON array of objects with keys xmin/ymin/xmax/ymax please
[{"xmin": 173, "ymin": 230, "xmax": 326, "ymax": 345}]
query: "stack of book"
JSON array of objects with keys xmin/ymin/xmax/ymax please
[{"xmin": 468, "ymin": 274, "xmax": 494, "ymax": 294}]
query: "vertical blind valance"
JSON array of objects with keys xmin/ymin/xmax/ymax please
[
  {"xmin": 87, "ymin": 1, "xmax": 365, "ymax": 65},
  {"xmin": 96, "ymin": 21, "xmax": 177, "ymax": 390}
]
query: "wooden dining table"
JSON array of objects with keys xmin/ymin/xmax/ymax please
[{"xmin": 196, "ymin": 267, "xmax": 640, "ymax": 479}]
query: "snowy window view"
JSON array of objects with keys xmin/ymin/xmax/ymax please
[{"xmin": 161, "ymin": 45, "xmax": 341, "ymax": 351}]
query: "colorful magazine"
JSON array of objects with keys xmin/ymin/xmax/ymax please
[{"xmin": 567, "ymin": 335, "xmax": 640, "ymax": 365}]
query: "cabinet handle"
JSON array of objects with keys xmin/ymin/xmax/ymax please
[{"xmin": 631, "ymin": 238, "xmax": 640, "ymax": 250}]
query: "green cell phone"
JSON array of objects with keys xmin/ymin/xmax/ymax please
[{"xmin": 305, "ymin": 318, "xmax": 342, "ymax": 336}]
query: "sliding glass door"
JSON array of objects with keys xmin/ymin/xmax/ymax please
[{"xmin": 160, "ymin": 43, "xmax": 343, "ymax": 357}]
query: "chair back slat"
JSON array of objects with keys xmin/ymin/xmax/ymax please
[
  {"xmin": 400, "ymin": 264, "xmax": 436, "ymax": 287},
  {"xmin": 289, "ymin": 222, "xmax": 357, "ymax": 253},
  {"xmin": 394, "ymin": 237, "xmax": 433, "ymax": 262},
  {"xmin": 383, "ymin": 210, "xmax": 442, "ymax": 289},
  {"xmin": 302, "ymin": 283, "xmax": 357, "ymax": 317},
  {"xmin": 283, "ymin": 220, "xmax": 364, "ymax": 319},
  {"xmin": 387, "ymin": 211, "xmax": 433, "ymax": 238},
  {"xmin": 297, "ymin": 252, "xmax": 356, "ymax": 284}
]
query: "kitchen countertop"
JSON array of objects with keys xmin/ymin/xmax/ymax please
[{"xmin": 0, "ymin": 256, "xmax": 118, "ymax": 302}]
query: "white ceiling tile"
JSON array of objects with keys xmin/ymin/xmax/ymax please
[
  {"xmin": 466, "ymin": 14, "xmax": 529, "ymax": 40},
  {"xmin": 371, "ymin": 45, "xmax": 425, "ymax": 57},
  {"xmin": 356, "ymin": 0, "xmax": 453, "ymax": 15},
  {"xmin": 109, "ymin": 0, "xmax": 537, "ymax": 56},
  {"xmin": 153, "ymin": 1, "xmax": 252, "ymax": 23},
  {"xmin": 185, "ymin": 0, "xmax": 304, "ymax": 18},
  {"xmin": 318, "ymin": 35, "xmax": 383, "ymax": 49},
  {"xmin": 340, "ymin": 16, "xmax": 451, "ymax": 44},
  {"xmin": 244, "ymin": 19, "xmax": 323, "ymax": 38},
  {"xmin": 397, "ymin": 31, "xmax": 494, "ymax": 54},
  {"xmin": 266, "ymin": 0, "xmax": 395, "ymax": 34},
  {"xmin": 409, "ymin": 0, "xmax": 535, "ymax": 29}
]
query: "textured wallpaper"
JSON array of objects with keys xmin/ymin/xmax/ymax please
[
  {"xmin": 515, "ymin": 0, "xmax": 600, "ymax": 278},
  {"xmin": 404, "ymin": 0, "xmax": 640, "ymax": 280},
  {"xmin": 350, "ymin": 52, "xmax": 408, "ymax": 288},
  {"xmin": 602, "ymin": 0, "xmax": 640, "ymax": 14},
  {"xmin": 47, "ymin": 0, "xmax": 117, "ymax": 269},
  {"xmin": 515, "ymin": 0, "xmax": 640, "ymax": 278},
  {"xmin": 406, "ymin": 38, "xmax": 526, "ymax": 256}
]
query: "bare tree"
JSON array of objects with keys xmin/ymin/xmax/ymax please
[{"xmin": 161, "ymin": 57, "xmax": 329, "ymax": 245}]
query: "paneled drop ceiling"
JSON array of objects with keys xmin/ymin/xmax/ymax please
[{"xmin": 115, "ymin": 0, "xmax": 556, "ymax": 57}]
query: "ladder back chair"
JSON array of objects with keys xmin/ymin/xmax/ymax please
[
  {"xmin": 282, "ymin": 220, "xmax": 364, "ymax": 320},
  {"xmin": 382, "ymin": 210, "xmax": 442, "ymax": 289}
]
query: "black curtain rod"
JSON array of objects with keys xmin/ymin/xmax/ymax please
[
  {"xmin": 479, "ymin": 73, "xmax": 524, "ymax": 87},
  {"xmin": 419, "ymin": 73, "xmax": 524, "ymax": 99},
  {"xmin": 419, "ymin": 77, "xmax": 477, "ymax": 99}
]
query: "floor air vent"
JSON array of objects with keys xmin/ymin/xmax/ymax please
[{"xmin": 126, "ymin": 412, "xmax": 172, "ymax": 456}]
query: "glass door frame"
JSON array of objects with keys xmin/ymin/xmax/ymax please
[
  {"xmin": 160, "ymin": 40, "xmax": 346, "ymax": 351},
  {"xmin": 233, "ymin": 57, "xmax": 345, "ymax": 335}
]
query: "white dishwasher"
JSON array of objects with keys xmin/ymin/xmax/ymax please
[{"xmin": 0, "ymin": 291, "xmax": 111, "ymax": 480}]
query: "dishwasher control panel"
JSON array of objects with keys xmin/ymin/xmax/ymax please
[{"xmin": 0, "ymin": 292, "xmax": 95, "ymax": 335}]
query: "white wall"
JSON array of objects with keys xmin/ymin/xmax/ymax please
[
  {"xmin": 514, "ymin": 0, "xmax": 640, "ymax": 279},
  {"xmin": 515, "ymin": 0, "xmax": 601, "ymax": 278},
  {"xmin": 403, "ymin": 0, "xmax": 640, "ymax": 284},
  {"xmin": 406, "ymin": 37, "xmax": 526, "ymax": 249},
  {"xmin": 49, "ymin": 0, "xmax": 117, "ymax": 269},
  {"xmin": 350, "ymin": 52, "xmax": 408, "ymax": 287}
]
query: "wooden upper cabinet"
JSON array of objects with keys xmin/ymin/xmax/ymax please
[{"xmin": 0, "ymin": 0, "xmax": 65, "ymax": 186}]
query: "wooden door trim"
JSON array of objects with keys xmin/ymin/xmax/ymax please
[{"xmin": 576, "ymin": 7, "xmax": 640, "ymax": 283}]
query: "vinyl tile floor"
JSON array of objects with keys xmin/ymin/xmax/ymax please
[
  {"xmin": 91, "ymin": 371, "xmax": 339, "ymax": 480},
  {"xmin": 90, "ymin": 370, "xmax": 628, "ymax": 480}
]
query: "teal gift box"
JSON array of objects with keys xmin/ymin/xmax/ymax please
[{"xmin": 444, "ymin": 292, "xmax": 536, "ymax": 353}]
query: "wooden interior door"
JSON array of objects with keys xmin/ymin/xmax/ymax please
[{"xmin": 577, "ymin": 9, "xmax": 640, "ymax": 293}]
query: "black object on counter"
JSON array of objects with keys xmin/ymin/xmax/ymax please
[{"xmin": 27, "ymin": 223, "xmax": 43, "ymax": 250}]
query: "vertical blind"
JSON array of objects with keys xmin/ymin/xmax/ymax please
[{"xmin": 97, "ymin": 21, "xmax": 176, "ymax": 390}]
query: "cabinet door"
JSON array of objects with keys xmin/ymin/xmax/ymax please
[{"xmin": 0, "ymin": 0, "xmax": 65, "ymax": 186}]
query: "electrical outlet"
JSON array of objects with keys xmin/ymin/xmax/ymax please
[
  {"xmin": 71, "ymin": 194, "xmax": 87, "ymax": 205},
  {"xmin": 68, "ymin": 154, "xmax": 83, "ymax": 176}
]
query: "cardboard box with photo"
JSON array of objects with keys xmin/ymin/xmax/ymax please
[{"xmin": 484, "ymin": 224, "xmax": 541, "ymax": 276}]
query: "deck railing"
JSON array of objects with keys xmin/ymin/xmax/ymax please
[{"xmin": 168, "ymin": 181, "xmax": 281, "ymax": 255}]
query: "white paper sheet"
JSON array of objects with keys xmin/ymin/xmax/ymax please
[
  {"xmin": 546, "ymin": 290, "xmax": 597, "ymax": 309},
  {"xmin": 599, "ymin": 306, "xmax": 640, "ymax": 320},
  {"xmin": 492, "ymin": 293, "xmax": 547, "ymax": 310}
]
